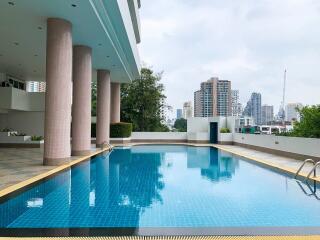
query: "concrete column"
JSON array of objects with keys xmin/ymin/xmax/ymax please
[
  {"xmin": 44, "ymin": 18, "xmax": 72, "ymax": 166},
  {"xmin": 71, "ymin": 46, "xmax": 92, "ymax": 156},
  {"xmin": 110, "ymin": 82, "xmax": 121, "ymax": 123},
  {"xmin": 96, "ymin": 70, "xmax": 111, "ymax": 147}
]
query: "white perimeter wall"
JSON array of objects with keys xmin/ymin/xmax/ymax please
[
  {"xmin": 233, "ymin": 133, "xmax": 320, "ymax": 158},
  {"xmin": 131, "ymin": 132, "xmax": 187, "ymax": 141},
  {"xmin": 0, "ymin": 111, "xmax": 44, "ymax": 136}
]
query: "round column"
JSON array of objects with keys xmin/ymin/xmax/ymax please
[
  {"xmin": 96, "ymin": 70, "xmax": 111, "ymax": 147},
  {"xmin": 110, "ymin": 82, "xmax": 121, "ymax": 123},
  {"xmin": 44, "ymin": 18, "xmax": 73, "ymax": 166},
  {"xmin": 71, "ymin": 46, "xmax": 92, "ymax": 156}
]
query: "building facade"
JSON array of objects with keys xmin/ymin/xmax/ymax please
[
  {"xmin": 176, "ymin": 109, "xmax": 183, "ymax": 119},
  {"xmin": 231, "ymin": 90, "xmax": 242, "ymax": 116},
  {"xmin": 194, "ymin": 77, "xmax": 231, "ymax": 117},
  {"xmin": 183, "ymin": 101, "xmax": 193, "ymax": 119},
  {"xmin": 286, "ymin": 103, "xmax": 303, "ymax": 122},
  {"xmin": 243, "ymin": 92, "xmax": 262, "ymax": 125},
  {"xmin": 194, "ymin": 90, "xmax": 203, "ymax": 117},
  {"xmin": 261, "ymin": 105, "xmax": 274, "ymax": 125},
  {"xmin": 26, "ymin": 81, "xmax": 46, "ymax": 92}
]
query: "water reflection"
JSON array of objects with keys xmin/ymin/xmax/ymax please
[
  {"xmin": 187, "ymin": 147, "xmax": 239, "ymax": 182},
  {"xmin": 0, "ymin": 146, "xmax": 242, "ymax": 228}
]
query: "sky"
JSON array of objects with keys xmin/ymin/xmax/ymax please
[{"xmin": 137, "ymin": 0, "xmax": 320, "ymax": 118}]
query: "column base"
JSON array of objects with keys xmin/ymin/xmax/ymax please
[
  {"xmin": 71, "ymin": 149, "xmax": 92, "ymax": 156},
  {"xmin": 43, "ymin": 157, "xmax": 71, "ymax": 166},
  {"xmin": 96, "ymin": 143, "xmax": 109, "ymax": 148}
]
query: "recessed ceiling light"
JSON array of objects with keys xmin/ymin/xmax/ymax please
[
  {"xmin": 71, "ymin": 4, "xmax": 77, "ymax": 7},
  {"xmin": 14, "ymin": 42, "xmax": 19, "ymax": 46},
  {"xmin": 8, "ymin": 2, "xmax": 14, "ymax": 6}
]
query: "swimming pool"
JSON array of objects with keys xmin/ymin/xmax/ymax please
[{"xmin": 0, "ymin": 145, "xmax": 320, "ymax": 237}]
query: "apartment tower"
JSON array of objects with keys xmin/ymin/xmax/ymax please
[{"xmin": 194, "ymin": 77, "xmax": 231, "ymax": 117}]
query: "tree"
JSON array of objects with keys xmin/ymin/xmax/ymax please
[
  {"xmin": 174, "ymin": 118, "xmax": 187, "ymax": 132},
  {"xmin": 290, "ymin": 105, "xmax": 320, "ymax": 138},
  {"xmin": 91, "ymin": 81, "xmax": 97, "ymax": 117},
  {"xmin": 121, "ymin": 67, "xmax": 170, "ymax": 132}
]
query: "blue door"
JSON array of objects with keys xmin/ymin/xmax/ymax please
[{"xmin": 210, "ymin": 122, "xmax": 218, "ymax": 144}]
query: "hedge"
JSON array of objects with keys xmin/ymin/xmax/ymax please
[
  {"xmin": 110, "ymin": 122, "xmax": 132, "ymax": 138},
  {"xmin": 220, "ymin": 128, "xmax": 230, "ymax": 133},
  {"xmin": 91, "ymin": 122, "xmax": 133, "ymax": 138}
]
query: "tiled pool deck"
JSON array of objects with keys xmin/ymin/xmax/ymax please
[
  {"xmin": 214, "ymin": 145, "xmax": 317, "ymax": 176},
  {"xmin": 0, "ymin": 145, "xmax": 105, "ymax": 191}
]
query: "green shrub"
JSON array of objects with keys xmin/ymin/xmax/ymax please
[
  {"xmin": 110, "ymin": 122, "xmax": 132, "ymax": 138},
  {"xmin": 31, "ymin": 136, "xmax": 43, "ymax": 141},
  {"xmin": 220, "ymin": 128, "xmax": 230, "ymax": 133},
  {"xmin": 1, "ymin": 128, "xmax": 13, "ymax": 132},
  {"xmin": 91, "ymin": 123, "xmax": 96, "ymax": 138}
]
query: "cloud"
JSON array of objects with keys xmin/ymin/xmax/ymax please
[{"xmin": 138, "ymin": 0, "xmax": 320, "ymax": 117}]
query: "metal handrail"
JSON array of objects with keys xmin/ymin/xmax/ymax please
[
  {"xmin": 306, "ymin": 161, "xmax": 320, "ymax": 181},
  {"xmin": 100, "ymin": 141, "xmax": 113, "ymax": 151},
  {"xmin": 294, "ymin": 159, "xmax": 316, "ymax": 178},
  {"xmin": 296, "ymin": 180, "xmax": 320, "ymax": 200}
]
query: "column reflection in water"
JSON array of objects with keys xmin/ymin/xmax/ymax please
[
  {"xmin": 90, "ymin": 152, "xmax": 110, "ymax": 226},
  {"xmin": 0, "ymin": 168, "xmax": 71, "ymax": 228},
  {"xmin": 70, "ymin": 161, "xmax": 90, "ymax": 228}
]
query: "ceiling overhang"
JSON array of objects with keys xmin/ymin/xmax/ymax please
[{"xmin": 0, "ymin": 0, "xmax": 141, "ymax": 83}]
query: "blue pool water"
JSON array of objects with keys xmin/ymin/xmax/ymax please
[{"xmin": 1, "ymin": 145, "xmax": 320, "ymax": 230}]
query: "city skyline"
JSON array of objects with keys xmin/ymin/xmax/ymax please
[{"xmin": 138, "ymin": 0, "xmax": 320, "ymax": 115}]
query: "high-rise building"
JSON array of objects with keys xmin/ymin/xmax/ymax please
[
  {"xmin": 231, "ymin": 90, "xmax": 242, "ymax": 116},
  {"xmin": 243, "ymin": 92, "xmax": 262, "ymax": 125},
  {"xmin": 38, "ymin": 82, "xmax": 46, "ymax": 92},
  {"xmin": 261, "ymin": 105, "xmax": 274, "ymax": 125},
  {"xmin": 286, "ymin": 103, "xmax": 303, "ymax": 122},
  {"xmin": 183, "ymin": 101, "xmax": 193, "ymax": 119},
  {"xmin": 194, "ymin": 90, "xmax": 203, "ymax": 117},
  {"xmin": 193, "ymin": 77, "xmax": 231, "ymax": 117},
  {"xmin": 251, "ymin": 92, "xmax": 262, "ymax": 125},
  {"xmin": 26, "ymin": 81, "xmax": 46, "ymax": 92},
  {"xmin": 176, "ymin": 109, "xmax": 183, "ymax": 119}
]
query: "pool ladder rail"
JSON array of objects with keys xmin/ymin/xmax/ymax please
[
  {"xmin": 100, "ymin": 141, "xmax": 114, "ymax": 153},
  {"xmin": 294, "ymin": 158, "xmax": 318, "ymax": 181}
]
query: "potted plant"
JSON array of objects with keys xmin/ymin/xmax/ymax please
[
  {"xmin": 0, "ymin": 128, "xmax": 15, "ymax": 137},
  {"xmin": 8, "ymin": 132, "xmax": 31, "ymax": 143}
]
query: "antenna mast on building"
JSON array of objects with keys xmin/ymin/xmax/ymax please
[{"xmin": 281, "ymin": 69, "xmax": 287, "ymax": 123}]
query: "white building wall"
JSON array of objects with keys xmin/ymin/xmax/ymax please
[
  {"xmin": 131, "ymin": 132, "xmax": 187, "ymax": 141},
  {"xmin": 0, "ymin": 111, "xmax": 44, "ymax": 136},
  {"xmin": 233, "ymin": 133, "xmax": 320, "ymax": 159}
]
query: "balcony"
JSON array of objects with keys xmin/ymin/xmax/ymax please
[{"xmin": 0, "ymin": 87, "xmax": 44, "ymax": 112}]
